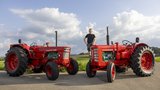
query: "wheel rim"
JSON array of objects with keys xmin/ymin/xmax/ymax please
[
  {"xmin": 141, "ymin": 51, "xmax": 153, "ymax": 72},
  {"xmin": 111, "ymin": 65, "xmax": 116, "ymax": 80},
  {"xmin": 46, "ymin": 65, "xmax": 52, "ymax": 77},
  {"xmin": 7, "ymin": 53, "xmax": 19, "ymax": 71}
]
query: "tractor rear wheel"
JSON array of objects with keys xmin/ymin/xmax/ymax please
[
  {"xmin": 86, "ymin": 61, "xmax": 96, "ymax": 78},
  {"xmin": 45, "ymin": 61, "xmax": 59, "ymax": 80},
  {"xmin": 5, "ymin": 47, "xmax": 28, "ymax": 77},
  {"xmin": 130, "ymin": 46, "xmax": 155, "ymax": 77},
  {"xmin": 107, "ymin": 62, "xmax": 116, "ymax": 83},
  {"xmin": 67, "ymin": 58, "xmax": 78, "ymax": 75}
]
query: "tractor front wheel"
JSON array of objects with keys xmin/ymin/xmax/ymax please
[
  {"xmin": 66, "ymin": 58, "xmax": 78, "ymax": 75},
  {"xmin": 86, "ymin": 61, "xmax": 96, "ymax": 78},
  {"xmin": 45, "ymin": 62, "xmax": 59, "ymax": 80},
  {"xmin": 107, "ymin": 62, "xmax": 116, "ymax": 83},
  {"xmin": 5, "ymin": 47, "xmax": 28, "ymax": 77}
]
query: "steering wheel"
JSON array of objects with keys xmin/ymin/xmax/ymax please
[
  {"xmin": 122, "ymin": 40, "xmax": 133, "ymax": 46},
  {"xmin": 30, "ymin": 42, "xmax": 37, "ymax": 46}
]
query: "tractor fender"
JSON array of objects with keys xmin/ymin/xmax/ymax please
[
  {"xmin": 10, "ymin": 44, "xmax": 30, "ymax": 56},
  {"xmin": 134, "ymin": 43, "xmax": 148, "ymax": 49},
  {"xmin": 132, "ymin": 43, "xmax": 148, "ymax": 53}
]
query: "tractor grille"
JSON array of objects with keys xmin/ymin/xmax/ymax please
[
  {"xmin": 93, "ymin": 48, "xmax": 98, "ymax": 61},
  {"xmin": 47, "ymin": 52, "xmax": 58, "ymax": 60},
  {"xmin": 102, "ymin": 51, "xmax": 114, "ymax": 61}
]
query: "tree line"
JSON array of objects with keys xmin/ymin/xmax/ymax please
[{"xmin": 151, "ymin": 47, "xmax": 160, "ymax": 57}]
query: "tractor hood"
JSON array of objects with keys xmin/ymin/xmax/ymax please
[
  {"xmin": 91, "ymin": 44, "xmax": 126, "ymax": 52},
  {"xmin": 30, "ymin": 46, "xmax": 71, "ymax": 52}
]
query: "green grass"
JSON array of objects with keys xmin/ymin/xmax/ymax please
[
  {"xmin": 155, "ymin": 57, "xmax": 160, "ymax": 62},
  {"xmin": 0, "ymin": 61, "xmax": 4, "ymax": 70},
  {"xmin": 75, "ymin": 55, "xmax": 89, "ymax": 71}
]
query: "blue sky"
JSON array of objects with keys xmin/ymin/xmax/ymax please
[
  {"xmin": 0, "ymin": 0, "xmax": 160, "ymax": 56},
  {"xmin": 1, "ymin": 0, "xmax": 160, "ymax": 28}
]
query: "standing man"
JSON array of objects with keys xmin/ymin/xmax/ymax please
[{"xmin": 84, "ymin": 28, "xmax": 96, "ymax": 54}]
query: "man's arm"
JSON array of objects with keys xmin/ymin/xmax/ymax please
[
  {"xmin": 84, "ymin": 37, "xmax": 87, "ymax": 45},
  {"xmin": 92, "ymin": 38, "xmax": 96, "ymax": 45},
  {"xmin": 84, "ymin": 34, "xmax": 88, "ymax": 45},
  {"xmin": 92, "ymin": 34, "xmax": 96, "ymax": 45}
]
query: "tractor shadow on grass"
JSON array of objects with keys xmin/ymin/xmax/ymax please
[{"xmin": 0, "ymin": 70, "xmax": 140, "ymax": 86}]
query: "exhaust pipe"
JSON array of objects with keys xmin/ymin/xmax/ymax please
[
  {"xmin": 18, "ymin": 39, "xmax": 22, "ymax": 44},
  {"xmin": 106, "ymin": 26, "xmax": 110, "ymax": 45},
  {"xmin": 55, "ymin": 31, "xmax": 58, "ymax": 47}
]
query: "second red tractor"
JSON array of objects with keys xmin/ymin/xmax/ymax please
[{"xmin": 86, "ymin": 27, "xmax": 155, "ymax": 82}]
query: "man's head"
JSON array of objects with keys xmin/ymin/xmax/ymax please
[{"xmin": 89, "ymin": 28, "xmax": 93, "ymax": 34}]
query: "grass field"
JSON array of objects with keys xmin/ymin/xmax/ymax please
[
  {"xmin": 74, "ymin": 55, "xmax": 89, "ymax": 71},
  {"xmin": 0, "ymin": 56, "xmax": 159, "ymax": 71},
  {"xmin": 0, "ymin": 60, "xmax": 4, "ymax": 70},
  {"xmin": 155, "ymin": 57, "xmax": 160, "ymax": 62}
]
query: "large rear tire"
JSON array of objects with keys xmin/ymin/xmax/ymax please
[
  {"xmin": 45, "ymin": 61, "xmax": 59, "ymax": 80},
  {"xmin": 67, "ymin": 58, "xmax": 79, "ymax": 75},
  {"xmin": 5, "ymin": 47, "xmax": 28, "ymax": 77},
  {"xmin": 86, "ymin": 61, "xmax": 96, "ymax": 78},
  {"xmin": 107, "ymin": 62, "xmax": 116, "ymax": 83},
  {"xmin": 130, "ymin": 46, "xmax": 155, "ymax": 77}
]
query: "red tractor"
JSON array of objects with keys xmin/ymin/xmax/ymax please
[
  {"xmin": 5, "ymin": 31, "xmax": 78, "ymax": 80},
  {"xmin": 86, "ymin": 27, "xmax": 155, "ymax": 83}
]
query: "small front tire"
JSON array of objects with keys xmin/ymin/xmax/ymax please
[
  {"xmin": 67, "ymin": 58, "xmax": 79, "ymax": 75},
  {"xmin": 107, "ymin": 63, "xmax": 116, "ymax": 83},
  {"xmin": 45, "ymin": 62, "xmax": 59, "ymax": 80},
  {"xmin": 86, "ymin": 61, "xmax": 96, "ymax": 78}
]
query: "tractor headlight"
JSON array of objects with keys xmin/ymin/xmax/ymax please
[
  {"xmin": 63, "ymin": 48, "xmax": 70, "ymax": 59},
  {"xmin": 63, "ymin": 52, "xmax": 69, "ymax": 59}
]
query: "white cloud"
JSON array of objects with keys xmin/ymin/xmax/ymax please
[
  {"xmin": 110, "ymin": 10, "xmax": 160, "ymax": 47},
  {"xmin": 10, "ymin": 8, "xmax": 83, "ymax": 50},
  {"xmin": 86, "ymin": 22, "xmax": 96, "ymax": 30},
  {"xmin": 91, "ymin": 10, "xmax": 160, "ymax": 47},
  {"xmin": 10, "ymin": 8, "xmax": 82, "ymax": 41}
]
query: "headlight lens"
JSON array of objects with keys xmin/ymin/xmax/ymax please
[
  {"xmin": 63, "ymin": 48, "xmax": 70, "ymax": 59},
  {"xmin": 63, "ymin": 52, "xmax": 69, "ymax": 59}
]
